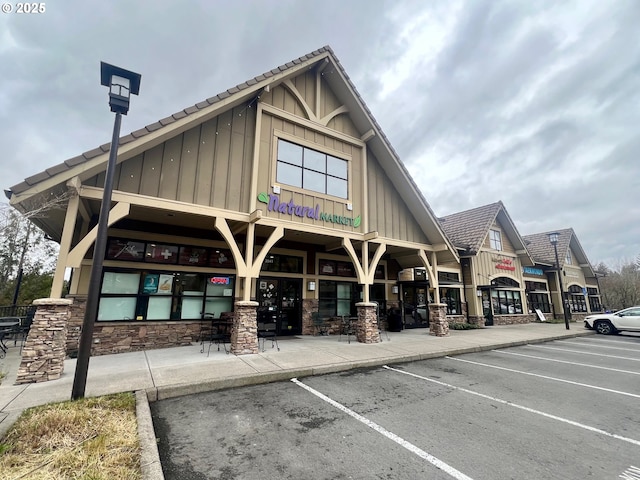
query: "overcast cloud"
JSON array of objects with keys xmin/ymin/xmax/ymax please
[{"xmin": 1, "ymin": 0, "xmax": 638, "ymax": 268}]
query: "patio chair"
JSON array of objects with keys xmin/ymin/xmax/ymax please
[
  {"xmin": 339, "ymin": 316, "xmax": 357, "ymax": 344},
  {"xmin": 257, "ymin": 321, "xmax": 279, "ymax": 352},
  {"xmin": 312, "ymin": 312, "xmax": 328, "ymax": 336}
]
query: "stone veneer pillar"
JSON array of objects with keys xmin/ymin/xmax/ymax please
[
  {"xmin": 428, "ymin": 303, "xmax": 449, "ymax": 337},
  {"xmin": 355, "ymin": 302, "xmax": 380, "ymax": 344},
  {"xmin": 15, "ymin": 298, "xmax": 73, "ymax": 384},
  {"xmin": 230, "ymin": 301, "xmax": 259, "ymax": 355}
]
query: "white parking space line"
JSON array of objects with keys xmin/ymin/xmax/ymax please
[
  {"xmin": 291, "ymin": 378, "xmax": 474, "ymax": 480},
  {"xmin": 444, "ymin": 356, "xmax": 640, "ymax": 399},
  {"xmin": 557, "ymin": 340, "xmax": 640, "ymax": 352},
  {"xmin": 382, "ymin": 365, "xmax": 640, "ymax": 448},
  {"xmin": 533, "ymin": 345, "xmax": 640, "ymax": 362},
  {"xmin": 492, "ymin": 349, "xmax": 640, "ymax": 375},
  {"xmin": 572, "ymin": 337, "xmax": 640, "ymax": 345}
]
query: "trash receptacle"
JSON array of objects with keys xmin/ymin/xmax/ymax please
[{"xmin": 387, "ymin": 308, "xmax": 403, "ymax": 332}]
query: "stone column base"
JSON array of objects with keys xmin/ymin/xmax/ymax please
[
  {"xmin": 231, "ymin": 301, "xmax": 259, "ymax": 355},
  {"xmin": 355, "ymin": 302, "xmax": 380, "ymax": 344},
  {"xmin": 16, "ymin": 298, "xmax": 72, "ymax": 384},
  {"xmin": 428, "ymin": 303, "xmax": 449, "ymax": 337}
]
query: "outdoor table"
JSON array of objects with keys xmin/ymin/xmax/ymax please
[{"xmin": 0, "ymin": 319, "xmax": 20, "ymax": 357}]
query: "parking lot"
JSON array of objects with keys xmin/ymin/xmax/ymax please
[{"xmin": 151, "ymin": 334, "xmax": 640, "ymax": 479}]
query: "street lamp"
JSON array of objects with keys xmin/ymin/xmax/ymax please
[
  {"xmin": 548, "ymin": 232, "xmax": 570, "ymax": 330},
  {"xmin": 71, "ymin": 62, "xmax": 141, "ymax": 400}
]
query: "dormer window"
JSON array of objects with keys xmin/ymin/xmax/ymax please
[
  {"xmin": 276, "ymin": 139, "xmax": 348, "ymax": 198},
  {"xmin": 489, "ymin": 229, "xmax": 502, "ymax": 251}
]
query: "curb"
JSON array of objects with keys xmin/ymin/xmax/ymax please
[{"xmin": 136, "ymin": 390, "xmax": 165, "ymax": 480}]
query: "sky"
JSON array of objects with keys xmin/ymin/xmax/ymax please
[{"xmin": 1, "ymin": 0, "xmax": 639, "ymax": 269}]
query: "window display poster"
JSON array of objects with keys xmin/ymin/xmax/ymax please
[
  {"xmin": 157, "ymin": 274, "xmax": 174, "ymax": 294},
  {"xmin": 143, "ymin": 273, "xmax": 160, "ymax": 294}
]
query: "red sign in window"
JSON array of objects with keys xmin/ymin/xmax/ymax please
[{"xmin": 209, "ymin": 277, "xmax": 230, "ymax": 285}]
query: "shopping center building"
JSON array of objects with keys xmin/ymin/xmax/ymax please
[
  {"xmin": 7, "ymin": 47, "xmax": 602, "ymax": 369},
  {"xmin": 7, "ymin": 46, "xmax": 461, "ymax": 358}
]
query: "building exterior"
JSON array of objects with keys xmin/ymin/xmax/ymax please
[
  {"xmin": 438, "ymin": 202, "xmax": 536, "ymax": 326},
  {"xmin": 522, "ymin": 229, "xmax": 602, "ymax": 321},
  {"xmin": 7, "ymin": 46, "xmax": 459, "ymax": 357}
]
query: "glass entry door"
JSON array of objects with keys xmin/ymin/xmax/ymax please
[
  {"xmin": 402, "ymin": 284, "xmax": 430, "ymax": 328},
  {"xmin": 257, "ymin": 277, "xmax": 302, "ymax": 335}
]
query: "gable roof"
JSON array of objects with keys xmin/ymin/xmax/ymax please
[
  {"xmin": 438, "ymin": 201, "xmax": 534, "ymax": 265},
  {"xmin": 7, "ymin": 45, "xmax": 458, "ymax": 262},
  {"xmin": 439, "ymin": 202, "xmax": 502, "ymax": 254},
  {"xmin": 522, "ymin": 228, "xmax": 595, "ymax": 276}
]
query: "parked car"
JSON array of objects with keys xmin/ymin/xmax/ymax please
[{"xmin": 584, "ymin": 306, "xmax": 640, "ymax": 334}]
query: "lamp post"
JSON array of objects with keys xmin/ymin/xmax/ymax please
[
  {"xmin": 548, "ymin": 232, "xmax": 570, "ymax": 330},
  {"xmin": 71, "ymin": 62, "xmax": 141, "ymax": 400}
]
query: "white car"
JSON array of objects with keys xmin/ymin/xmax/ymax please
[{"xmin": 584, "ymin": 306, "xmax": 640, "ymax": 335}]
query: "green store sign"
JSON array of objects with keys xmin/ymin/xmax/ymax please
[{"xmin": 258, "ymin": 192, "xmax": 361, "ymax": 228}]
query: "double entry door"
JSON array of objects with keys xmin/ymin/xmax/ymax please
[{"xmin": 256, "ymin": 277, "xmax": 302, "ymax": 335}]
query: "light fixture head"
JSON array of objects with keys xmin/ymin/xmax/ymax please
[
  {"xmin": 100, "ymin": 62, "xmax": 141, "ymax": 114},
  {"xmin": 548, "ymin": 232, "xmax": 559, "ymax": 245}
]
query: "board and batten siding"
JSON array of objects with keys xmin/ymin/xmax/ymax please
[
  {"xmin": 86, "ymin": 104, "xmax": 256, "ymax": 213},
  {"xmin": 367, "ymin": 152, "xmax": 428, "ymax": 243},
  {"xmin": 475, "ymin": 251, "xmax": 524, "ymax": 284}
]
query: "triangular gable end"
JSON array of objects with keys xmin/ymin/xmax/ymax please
[{"xmin": 8, "ymin": 46, "xmax": 457, "ymax": 263}]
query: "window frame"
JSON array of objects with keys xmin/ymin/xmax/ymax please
[
  {"xmin": 275, "ymin": 137, "xmax": 350, "ymax": 200},
  {"xmin": 489, "ymin": 229, "xmax": 503, "ymax": 251}
]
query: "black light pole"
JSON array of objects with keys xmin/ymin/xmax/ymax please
[
  {"xmin": 548, "ymin": 232, "xmax": 570, "ymax": 330},
  {"xmin": 71, "ymin": 63, "xmax": 141, "ymax": 400}
]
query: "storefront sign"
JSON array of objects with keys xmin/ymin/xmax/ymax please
[
  {"xmin": 493, "ymin": 257, "xmax": 516, "ymax": 271},
  {"xmin": 258, "ymin": 192, "xmax": 361, "ymax": 228},
  {"xmin": 523, "ymin": 266, "xmax": 544, "ymax": 276}
]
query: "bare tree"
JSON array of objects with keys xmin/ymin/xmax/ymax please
[
  {"xmin": 597, "ymin": 258, "xmax": 640, "ymax": 310},
  {"xmin": 0, "ymin": 202, "xmax": 60, "ymax": 305}
]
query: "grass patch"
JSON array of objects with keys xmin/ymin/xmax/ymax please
[{"xmin": 0, "ymin": 392, "xmax": 141, "ymax": 479}]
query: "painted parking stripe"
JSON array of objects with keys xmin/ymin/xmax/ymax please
[
  {"xmin": 492, "ymin": 349, "xmax": 640, "ymax": 375},
  {"xmin": 444, "ymin": 356, "xmax": 640, "ymax": 399},
  {"xmin": 557, "ymin": 340, "xmax": 640, "ymax": 352},
  {"xmin": 383, "ymin": 365, "xmax": 640, "ymax": 448},
  {"xmin": 291, "ymin": 378, "xmax": 474, "ymax": 480},
  {"xmin": 532, "ymin": 345, "xmax": 640, "ymax": 362}
]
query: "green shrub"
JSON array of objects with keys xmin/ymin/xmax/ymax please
[{"xmin": 448, "ymin": 322, "xmax": 480, "ymax": 330}]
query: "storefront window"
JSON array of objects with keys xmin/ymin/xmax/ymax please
[
  {"xmin": 527, "ymin": 293, "xmax": 551, "ymax": 313},
  {"xmin": 491, "ymin": 290, "xmax": 522, "ymax": 314},
  {"xmin": 97, "ymin": 269, "xmax": 235, "ymax": 322},
  {"xmin": 262, "ymin": 254, "xmax": 303, "ymax": 273},
  {"xmin": 567, "ymin": 285, "xmax": 587, "ymax": 312},
  {"xmin": 440, "ymin": 288, "xmax": 461, "ymax": 315},
  {"xmin": 319, "ymin": 280, "xmax": 357, "ymax": 317},
  {"xmin": 106, "ymin": 238, "xmax": 235, "ymax": 269}
]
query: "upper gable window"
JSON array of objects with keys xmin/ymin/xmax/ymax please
[
  {"xmin": 565, "ymin": 250, "xmax": 572, "ymax": 265},
  {"xmin": 276, "ymin": 139, "xmax": 348, "ymax": 198},
  {"xmin": 489, "ymin": 229, "xmax": 502, "ymax": 251}
]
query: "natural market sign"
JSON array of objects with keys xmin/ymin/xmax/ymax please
[{"xmin": 258, "ymin": 192, "xmax": 361, "ymax": 228}]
